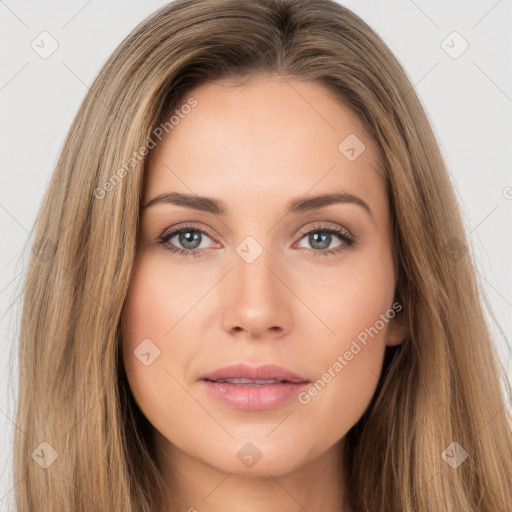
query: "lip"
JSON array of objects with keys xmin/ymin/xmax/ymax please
[
  {"xmin": 199, "ymin": 363, "xmax": 310, "ymax": 411},
  {"xmin": 200, "ymin": 363, "xmax": 308, "ymax": 383}
]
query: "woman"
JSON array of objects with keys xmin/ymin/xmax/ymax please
[{"xmin": 13, "ymin": 0, "xmax": 512, "ymax": 510}]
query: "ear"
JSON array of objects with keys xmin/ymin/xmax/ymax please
[{"xmin": 385, "ymin": 309, "xmax": 408, "ymax": 347}]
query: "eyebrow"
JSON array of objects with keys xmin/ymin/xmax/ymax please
[{"xmin": 142, "ymin": 191, "xmax": 374, "ymax": 221}]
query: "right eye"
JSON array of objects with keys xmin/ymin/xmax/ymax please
[{"xmin": 158, "ymin": 224, "xmax": 218, "ymax": 257}]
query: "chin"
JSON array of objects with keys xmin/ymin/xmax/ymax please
[{"xmin": 198, "ymin": 436, "xmax": 315, "ymax": 477}]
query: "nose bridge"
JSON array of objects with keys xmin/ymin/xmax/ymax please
[
  {"xmin": 233, "ymin": 237, "xmax": 282, "ymax": 307},
  {"xmin": 231, "ymin": 222, "xmax": 281, "ymax": 297},
  {"xmin": 219, "ymin": 238, "xmax": 292, "ymax": 337}
]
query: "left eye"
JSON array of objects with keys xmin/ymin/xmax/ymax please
[{"xmin": 296, "ymin": 229, "xmax": 347, "ymax": 251}]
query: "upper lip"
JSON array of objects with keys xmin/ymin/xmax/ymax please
[{"xmin": 200, "ymin": 363, "xmax": 309, "ymax": 383}]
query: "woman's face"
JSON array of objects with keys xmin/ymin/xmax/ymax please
[{"xmin": 121, "ymin": 76, "xmax": 406, "ymax": 478}]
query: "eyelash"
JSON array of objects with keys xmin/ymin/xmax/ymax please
[{"xmin": 157, "ymin": 222, "xmax": 355, "ymax": 258}]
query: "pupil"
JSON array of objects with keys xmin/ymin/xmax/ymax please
[
  {"xmin": 310, "ymin": 232, "xmax": 330, "ymax": 250},
  {"xmin": 180, "ymin": 231, "xmax": 201, "ymax": 249}
]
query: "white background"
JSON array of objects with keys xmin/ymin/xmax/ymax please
[{"xmin": 1, "ymin": 1, "xmax": 511, "ymax": 509}]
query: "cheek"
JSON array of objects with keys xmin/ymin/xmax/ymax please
[
  {"xmin": 120, "ymin": 255, "xmax": 192, "ymax": 422},
  {"xmin": 121, "ymin": 251, "xmax": 203, "ymax": 358},
  {"xmin": 292, "ymin": 245, "xmax": 395, "ymax": 437},
  {"xmin": 292, "ymin": 321, "xmax": 389, "ymax": 452},
  {"xmin": 297, "ymin": 239, "xmax": 395, "ymax": 348}
]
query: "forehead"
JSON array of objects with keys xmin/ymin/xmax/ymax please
[{"xmin": 143, "ymin": 77, "xmax": 385, "ymax": 217}]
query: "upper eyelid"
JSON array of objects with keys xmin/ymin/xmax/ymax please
[
  {"xmin": 296, "ymin": 222, "xmax": 352, "ymax": 238},
  {"xmin": 163, "ymin": 223, "xmax": 217, "ymax": 241}
]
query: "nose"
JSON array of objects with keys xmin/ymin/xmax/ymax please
[{"xmin": 219, "ymin": 249, "xmax": 293, "ymax": 340}]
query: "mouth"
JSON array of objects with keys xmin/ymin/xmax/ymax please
[{"xmin": 199, "ymin": 364, "xmax": 310, "ymax": 410}]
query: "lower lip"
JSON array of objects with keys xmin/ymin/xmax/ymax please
[{"xmin": 200, "ymin": 380, "xmax": 309, "ymax": 410}]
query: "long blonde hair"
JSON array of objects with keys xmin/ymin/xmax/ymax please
[{"xmin": 11, "ymin": 0, "xmax": 512, "ymax": 510}]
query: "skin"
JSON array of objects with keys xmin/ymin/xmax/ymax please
[{"xmin": 121, "ymin": 75, "xmax": 408, "ymax": 512}]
